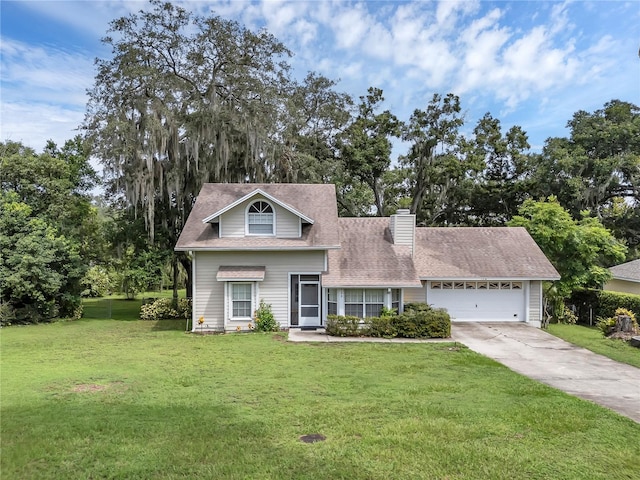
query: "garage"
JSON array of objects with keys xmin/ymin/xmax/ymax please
[{"xmin": 427, "ymin": 280, "xmax": 526, "ymax": 322}]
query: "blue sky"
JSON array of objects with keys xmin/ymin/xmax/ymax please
[{"xmin": 1, "ymin": 0, "xmax": 639, "ymax": 156}]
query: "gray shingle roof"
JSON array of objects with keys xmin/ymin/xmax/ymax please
[
  {"xmin": 609, "ymin": 259, "xmax": 640, "ymax": 282},
  {"xmin": 176, "ymin": 184, "xmax": 560, "ymax": 284},
  {"xmin": 323, "ymin": 218, "xmax": 422, "ymax": 288},
  {"xmin": 413, "ymin": 227, "xmax": 560, "ymax": 280},
  {"xmin": 175, "ymin": 183, "xmax": 340, "ymax": 250}
]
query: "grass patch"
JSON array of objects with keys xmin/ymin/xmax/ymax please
[
  {"xmin": 547, "ymin": 323, "xmax": 640, "ymax": 368},
  {"xmin": 81, "ymin": 289, "xmax": 187, "ymax": 321},
  {"xmin": 2, "ymin": 302, "xmax": 639, "ymax": 479}
]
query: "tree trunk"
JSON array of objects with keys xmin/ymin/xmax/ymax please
[
  {"xmin": 614, "ymin": 315, "xmax": 633, "ymax": 333},
  {"xmin": 178, "ymin": 253, "xmax": 193, "ymax": 299},
  {"xmin": 172, "ymin": 255, "xmax": 179, "ymax": 307}
]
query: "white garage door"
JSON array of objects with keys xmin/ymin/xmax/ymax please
[{"xmin": 427, "ymin": 281, "xmax": 525, "ymax": 322}]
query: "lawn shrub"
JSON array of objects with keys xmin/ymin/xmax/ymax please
[
  {"xmin": 253, "ymin": 300, "xmax": 279, "ymax": 332},
  {"xmin": 326, "ymin": 315, "xmax": 363, "ymax": 336},
  {"xmin": 0, "ymin": 301, "xmax": 16, "ymax": 326},
  {"xmin": 326, "ymin": 303, "xmax": 451, "ymax": 339},
  {"xmin": 139, "ymin": 298, "xmax": 191, "ymax": 320},
  {"xmin": 81, "ymin": 265, "xmax": 114, "ymax": 297},
  {"xmin": 404, "ymin": 302, "xmax": 433, "ymax": 313},
  {"xmin": 423, "ymin": 308, "xmax": 451, "ymax": 338},
  {"xmin": 570, "ymin": 289, "xmax": 640, "ymax": 324},
  {"xmin": 597, "ymin": 291, "xmax": 640, "ymax": 320},
  {"xmin": 401, "ymin": 303, "xmax": 451, "ymax": 338},
  {"xmin": 559, "ymin": 305, "xmax": 578, "ymax": 324},
  {"xmin": 393, "ymin": 312, "xmax": 425, "ymax": 338},
  {"xmin": 366, "ymin": 315, "xmax": 397, "ymax": 338}
]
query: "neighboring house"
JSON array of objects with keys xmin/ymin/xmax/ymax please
[
  {"xmin": 175, "ymin": 183, "xmax": 560, "ymax": 332},
  {"xmin": 604, "ymin": 259, "xmax": 640, "ymax": 295}
]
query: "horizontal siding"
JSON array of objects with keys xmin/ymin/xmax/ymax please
[
  {"xmin": 529, "ymin": 280, "xmax": 541, "ymax": 323},
  {"xmin": 194, "ymin": 250, "xmax": 325, "ymax": 331},
  {"xmin": 220, "ymin": 206, "xmax": 245, "ymax": 237},
  {"xmin": 276, "ymin": 207, "xmax": 300, "ymax": 238},
  {"xmin": 391, "ymin": 215, "xmax": 414, "ymax": 246},
  {"xmin": 404, "ymin": 284, "xmax": 427, "ymax": 303},
  {"xmin": 604, "ymin": 279, "xmax": 640, "ymax": 295},
  {"xmin": 193, "ymin": 251, "xmax": 225, "ymax": 330},
  {"xmin": 219, "ymin": 195, "xmax": 300, "ymax": 238}
]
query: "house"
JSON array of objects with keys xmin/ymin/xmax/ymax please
[
  {"xmin": 175, "ymin": 183, "xmax": 560, "ymax": 332},
  {"xmin": 604, "ymin": 259, "xmax": 640, "ymax": 295}
]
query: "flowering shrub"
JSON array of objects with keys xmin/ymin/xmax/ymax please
[
  {"xmin": 140, "ymin": 298, "xmax": 192, "ymax": 320},
  {"xmin": 253, "ymin": 300, "xmax": 279, "ymax": 332}
]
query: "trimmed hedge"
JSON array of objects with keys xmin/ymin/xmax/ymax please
[
  {"xmin": 569, "ymin": 289, "xmax": 640, "ymax": 324},
  {"xmin": 597, "ymin": 290, "xmax": 640, "ymax": 320},
  {"xmin": 325, "ymin": 315, "xmax": 362, "ymax": 337},
  {"xmin": 326, "ymin": 303, "xmax": 451, "ymax": 339}
]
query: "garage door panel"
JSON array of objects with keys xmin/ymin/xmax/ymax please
[{"xmin": 427, "ymin": 282, "xmax": 525, "ymax": 321}]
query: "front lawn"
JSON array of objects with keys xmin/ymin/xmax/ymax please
[
  {"xmin": 2, "ymin": 306, "xmax": 639, "ymax": 479},
  {"xmin": 547, "ymin": 323, "xmax": 640, "ymax": 369}
]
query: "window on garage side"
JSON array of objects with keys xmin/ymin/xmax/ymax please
[{"xmin": 231, "ymin": 283, "xmax": 252, "ymax": 318}]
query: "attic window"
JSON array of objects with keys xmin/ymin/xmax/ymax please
[{"xmin": 247, "ymin": 201, "xmax": 274, "ymax": 235}]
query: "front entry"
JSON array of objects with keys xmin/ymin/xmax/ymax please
[{"xmin": 290, "ymin": 274, "xmax": 321, "ymax": 327}]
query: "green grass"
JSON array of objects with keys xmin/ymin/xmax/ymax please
[
  {"xmin": 2, "ymin": 302, "xmax": 639, "ymax": 479},
  {"xmin": 547, "ymin": 323, "xmax": 640, "ymax": 368},
  {"xmin": 81, "ymin": 290, "xmax": 187, "ymax": 321}
]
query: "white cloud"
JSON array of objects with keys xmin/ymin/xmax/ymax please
[
  {"xmin": 2, "ymin": 0, "xmax": 637, "ymax": 155},
  {"xmin": 435, "ymin": 0, "xmax": 478, "ymax": 30},
  {"xmin": 1, "ymin": 101, "xmax": 84, "ymax": 151},
  {"xmin": 331, "ymin": 4, "xmax": 371, "ymax": 49},
  {"xmin": 1, "ymin": 38, "xmax": 94, "ymax": 106}
]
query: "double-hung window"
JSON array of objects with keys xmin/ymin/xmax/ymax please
[
  {"xmin": 365, "ymin": 289, "xmax": 384, "ymax": 317},
  {"xmin": 327, "ymin": 288, "xmax": 338, "ymax": 315},
  {"xmin": 247, "ymin": 201, "xmax": 274, "ymax": 235},
  {"xmin": 343, "ymin": 289, "xmax": 385, "ymax": 318},
  {"xmin": 231, "ymin": 283, "xmax": 252, "ymax": 318},
  {"xmin": 344, "ymin": 289, "xmax": 364, "ymax": 317}
]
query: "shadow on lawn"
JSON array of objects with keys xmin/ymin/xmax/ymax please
[{"xmin": 82, "ymin": 298, "xmax": 142, "ymax": 321}]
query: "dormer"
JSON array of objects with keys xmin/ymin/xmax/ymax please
[{"xmin": 202, "ymin": 189, "xmax": 314, "ymax": 239}]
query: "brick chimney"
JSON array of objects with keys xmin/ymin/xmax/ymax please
[{"xmin": 390, "ymin": 209, "xmax": 416, "ymax": 257}]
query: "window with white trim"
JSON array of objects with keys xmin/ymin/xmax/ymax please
[
  {"xmin": 231, "ymin": 283, "xmax": 252, "ymax": 318},
  {"xmin": 247, "ymin": 201, "xmax": 274, "ymax": 235},
  {"xmin": 365, "ymin": 289, "xmax": 384, "ymax": 317},
  {"xmin": 327, "ymin": 288, "xmax": 338, "ymax": 315},
  {"xmin": 344, "ymin": 289, "xmax": 363, "ymax": 317},
  {"xmin": 391, "ymin": 289, "xmax": 400, "ymax": 313},
  {"xmin": 344, "ymin": 289, "xmax": 385, "ymax": 318}
]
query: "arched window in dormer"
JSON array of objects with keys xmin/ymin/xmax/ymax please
[{"xmin": 247, "ymin": 201, "xmax": 274, "ymax": 235}]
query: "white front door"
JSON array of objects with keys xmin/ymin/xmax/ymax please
[{"xmin": 299, "ymin": 280, "xmax": 321, "ymax": 326}]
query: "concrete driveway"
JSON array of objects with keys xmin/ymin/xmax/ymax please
[{"xmin": 452, "ymin": 322, "xmax": 640, "ymax": 423}]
